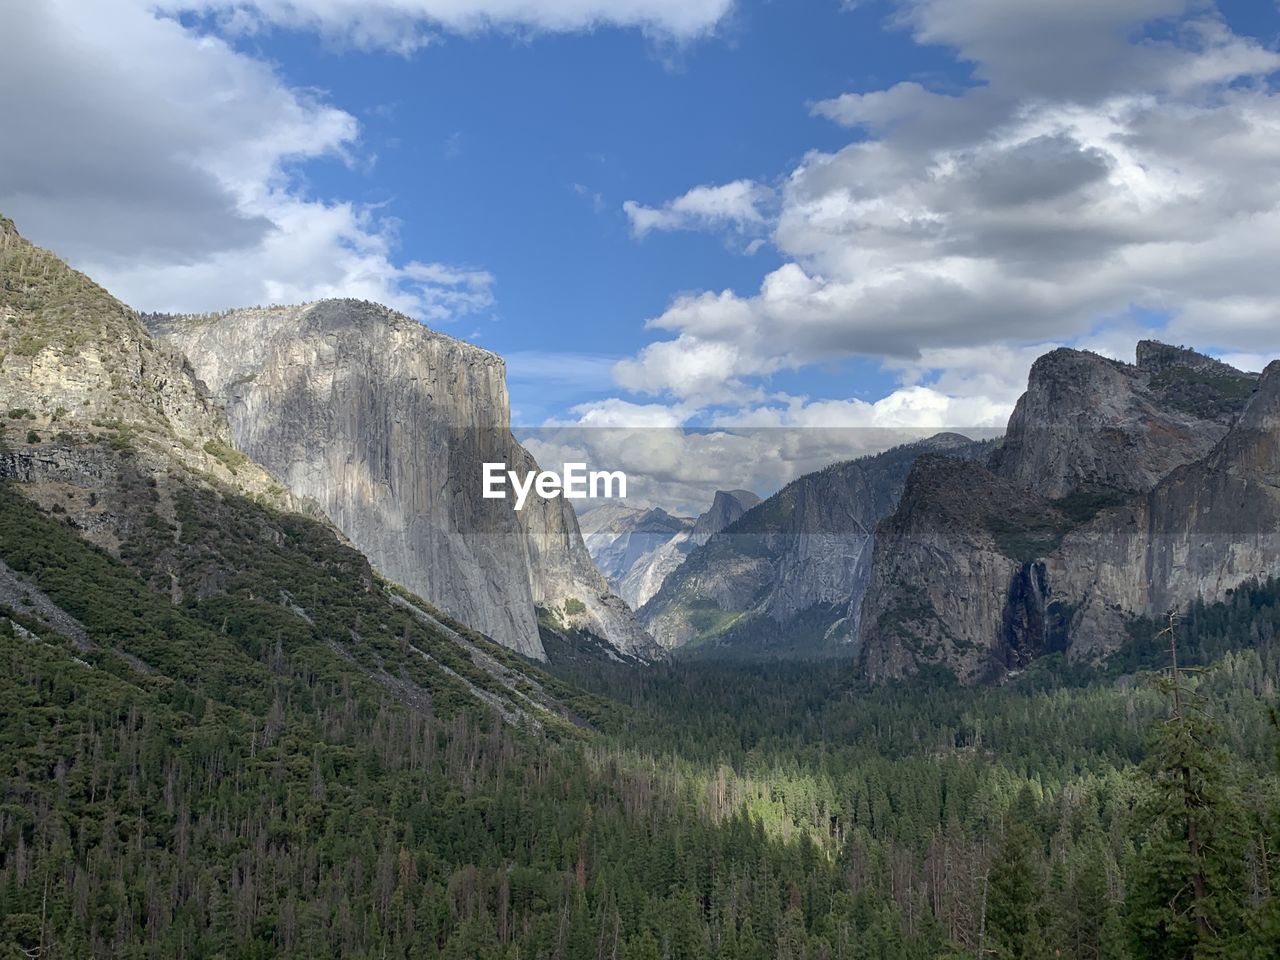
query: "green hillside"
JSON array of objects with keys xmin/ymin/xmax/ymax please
[{"xmin": 6, "ymin": 466, "xmax": 1280, "ymax": 957}]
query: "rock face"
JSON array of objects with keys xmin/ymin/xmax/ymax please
[
  {"xmin": 579, "ymin": 504, "xmax": 696, "ymax": 608},
  {"xmin": 0, "ymin": 214, "xmax": 596, "ymax": 728},
  {"xmin": 580, "ymin": 489, "xmax": 761, "ymax": 610},
  {"xmin": 147, "ymin": 300, "xmax": 657, "ymax": 661},
  {"xmin": 0, "ymin": 216, "xmax": 290, "ymax": 537},
  {"xmin": 640, "ymin": 434, "xmax": 991, "ymax": 653},
  {"xmin": 1046, "ymin": 359, "xmax": 1280, "ymax": 661},
  {"xmin": 0, "ymin": 216, "xmax": 223, "ymax": 452},
  {"xmin": 858, "ymin": 456, "xmax": 1072, "ymax": 684},
  {"xmin": 691, "ymin": 489, "xmax": 761, "ymax": 546},
  {"xmin": 857, "ymin": 342, "xmax": 1274, "ymax": 683},
  {"xmin": 990, "ymin": 343, "xmax": 1255, "ymax": 497}
]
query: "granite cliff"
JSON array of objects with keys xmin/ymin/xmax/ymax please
[
  {"xmin": 0, "ymin": 213, "xmax": 604, "ymax": 735},
  {"xmin": 640, "ymin": 434, "xmax": 991, "ymax": 654},
  {"xmin": 990, "ymin": 342, "xmax": 1256, "ymax": 497},
  {"xmin": 1045, "ymin": 358, "xmax": 1280, "ymax": 662},
  {"xmin": 580, "ymin": 489, "xmax": 760, "ymax": 609},
  {"xmin": 147, "ymin": 301, "xmax": 657, "ymax": 661},
  {"xmin": 857, "ymin": 455, "xmax": 1073, "ymax": 684},
  {"xmin": 858, "ymin": 342, "xmax": 1275, "ymax": 683},
  {"xmin": 691, "ymin": 489, "xmax": 761, "ymax": 546}
]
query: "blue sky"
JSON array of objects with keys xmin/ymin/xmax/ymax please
[
  {"xmin": 205, "ymin": 0, "xmax": 1280, "ymax": 427},
  {"xmin": 225, "ymin": 0, "xmax": 937, "ymax": 420},
  {"xmin": 5, "ymin": 0, "xmax": 1280, "ymax": 508}
]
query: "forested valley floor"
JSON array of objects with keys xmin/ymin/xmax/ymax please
[{"xmin": 4, "ymin": 473, "xmax": 1280, "ymax": 958}]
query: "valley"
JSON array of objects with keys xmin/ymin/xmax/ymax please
[{"xmin": 3, "ymin": 214, "xmax": 1280, "ymax": 959}]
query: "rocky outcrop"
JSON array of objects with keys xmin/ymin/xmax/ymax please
[
  {"xmin": 1, "ymin": 216, "xmax": 221, "ymax": 452},
  {"xmin": 0, "ymin": 217, "xmax": 290, "ymax": 527},
  {"xmin": 858, "ymin": 456, "xmax": 1072, "ymax": 684},
  {"xmin": 691, "ymin": 489, "xmax": 761, "ymax": 546},
  {"xmin": 1046, "ymin": 359, "xmax": 1280, "ymax": 662},
  {"xmin": 990, "ymin": 343, "xmax": 1255, "ymax": 498},
  {"xmin": 148, "ymin": 300, "xmax": 657, "ymax": 661},
  {"xmin": 857, "ymin": 342, "xmax": 1273, "ymax": 683},
  {"xmin": 640, "ymin": 434, "xmax": 991, "ymax": 653}
]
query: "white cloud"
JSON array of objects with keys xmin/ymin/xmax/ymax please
[
  {"xmin": 524, "ymin": 377, "xmax": 1011, "ymax": 513},
  {"xmin": 617, "ymin": 2, "xmax": 1280, "ymax": 408},
  {"xmin": 0, "ymin": 0, "xmax": 487, "ymax": 317},
  {"xmin": 623, "ymin": 179, "xmax": 772, "ymax": 237},
  {"xmin": 156, "ymin": 0, "xmax": 735, "ymax": 49},
  {"xmin": 0, "ymin": 0, "xmax": 736, "ymax": 318}
]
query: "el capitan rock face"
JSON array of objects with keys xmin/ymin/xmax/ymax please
[
  {"xmin": 0, "ymin": 213, "xmax": 595, "ymax": 734},
  {"xmin": 147, "ymin": 300, "xmax": 658, "ymax": 661}
]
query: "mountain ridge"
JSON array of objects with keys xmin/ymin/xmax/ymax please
[
  {"xmin": 857, "ymin": 342, "xmax": 1276, "ymax": 683},
  {"xmin": 146, "ymin": 299, "xmax": 659, "ymax": 662},
  {"xmin": 639, "ymin": 432, "xmax": 994, "ymax": 654}
]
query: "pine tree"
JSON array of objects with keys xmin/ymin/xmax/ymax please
[
  {"xmin": 1125, "ymin": 615, "xmax": 1249, "ymax": 960},
  {"xmin": 985, "ymin": 786, "xmax": 1049, "ymax": 960}
]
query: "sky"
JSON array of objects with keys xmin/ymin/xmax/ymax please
[{"xmin": 4, "ymin": 0, "xmax": 1280, "ymax": 512}]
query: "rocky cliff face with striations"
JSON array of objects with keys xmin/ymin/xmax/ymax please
[
  {"xmin": 0, "ymin": 213, "xmax": 600, "ymax": 732},
  {"xmin": 857, "ymin": 455, "xmax": 1073, "ymax": 684},
  {"xmin": 857, "ymin": 341, "xmax": 1274, "ymax": 683},
  {"xmin": 640, "ymin": 434, "xmax": 991, "ymax": 654},
  {"xmin": 990, "ymin": 342, "xmax": 1256, "ymax": 498},
  {"xmin": 147, "ymin": 300, "xmax": 658, "ymax": 661},
  {"xmin": 580, "ymin": 504, "xmax": 695, "ymax": 608},
  {"xmin": 1044, "ymin": 359, "xmax": 1280, "ymax": 662}
]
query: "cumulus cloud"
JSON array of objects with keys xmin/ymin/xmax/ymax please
[
  {"xmin": 0, "ymin": 0, "xmax": 736, "ymax": 317},
  {"xmin": 623, "ymin": 180, "xmax": 773, "ymax": 237},
  {"xmin": 529, "ymin": 341, "xmax": 1035, "ymax": 513},
  {"xmin": 523, "ymin": 378, "xmax": 1012, "ymax": 513},
  {"xmin": 617, "ymin": 0, "xmax": 1280, "ymax": 415}
]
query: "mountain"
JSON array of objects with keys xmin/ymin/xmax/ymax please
[
  {"xmin": 580, "ymin": 489, "xmax": 760, "ymax": 610},
  {"xmin": 639, "ymin": 433, "xmax": 992, "ymax": 654},
  {"xmin": 0, "ymin": 214, "xmax": 590, "ymax": 726},
  {"xmin": 858, "ymin": 454, "xmax": 1074, "ymax": 684},
  {"xmin": 690, "ymin": 488, "xmax": 761, "ymax": 545},
  {"xmin": 1046, "ymin": 357, "xmax": 1280, "ymax": 661},
  {"xmin": 857, "ymin": 342, "xmax": 1275, "ymax": 683},
  {"xmin": 145, "ymin": 301, "xmax": 658, "ymax": 661},
  {"xmin": 990, "ymin": 341, "xmax": 1256, "ymax": 497},
  {"xmin": 8, "ymin": 217, "xmax": 1280, "ymax": 960},
  {"xmin": 579, "ymin": 503, "xmax": 695, "ymax": 608}
]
